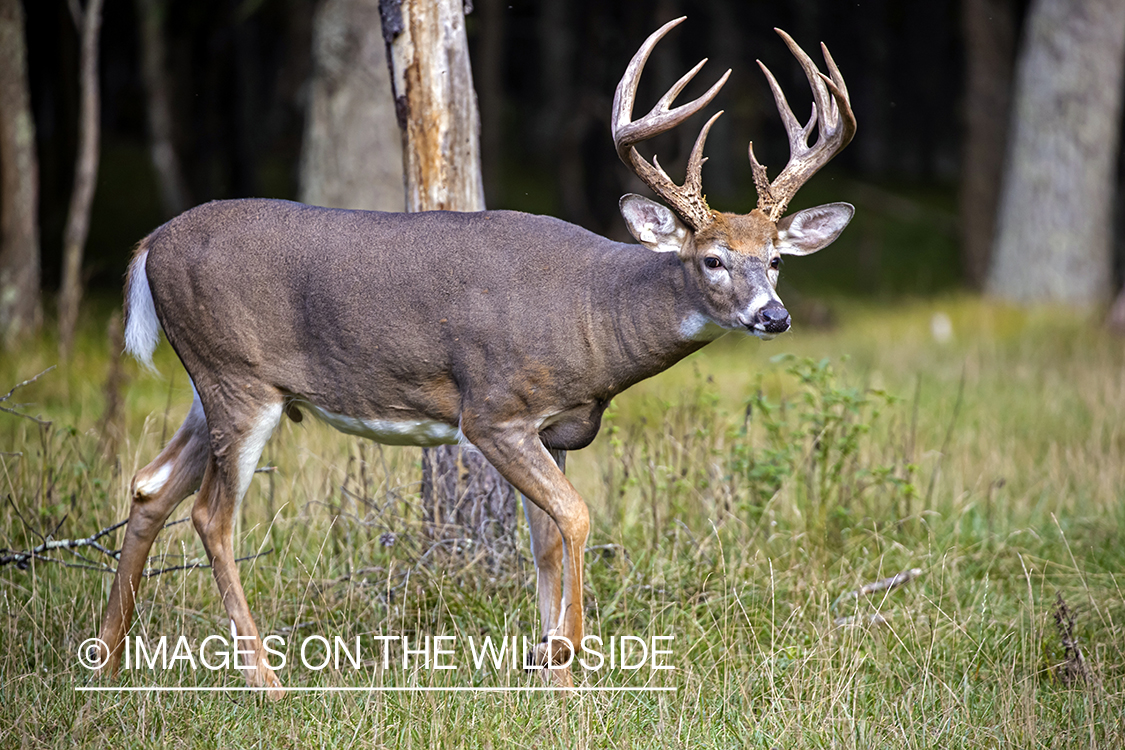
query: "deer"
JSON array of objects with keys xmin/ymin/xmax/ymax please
[{"xmin": 94, "ymin": 17, "xmax": 854, "ymax": 696}]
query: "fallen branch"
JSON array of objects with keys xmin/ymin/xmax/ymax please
[
  {"xmin": 833, "ymin": 613, "xmax": 889, "ymax": 628},
  {"xmin": 0, "ymin": 517, "xmax": 125, "ymax": 569},
  {"xmin": 0, "ymin": 510, "xmax": 272, "ymax": 577},
  {"xmin": 832, "ymin": 567, "xmax": 924, "ymax": 614}
]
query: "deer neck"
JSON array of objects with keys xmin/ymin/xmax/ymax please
[{"xmin": 595, "ymin": 249, "xmax": 728, "ymax": 394}]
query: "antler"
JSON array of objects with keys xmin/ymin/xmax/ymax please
[
  {"xmin": 612, "ymin": 17, "xmax": 730, "ymax": 231},
  {"xmin": 750, "ymin": 29, "xmax": 856, "ymax": 221}
]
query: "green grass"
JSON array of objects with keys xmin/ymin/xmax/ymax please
[{"xmin": 2, "ymin": 294, "xmax": 1123, "ymax": 748}]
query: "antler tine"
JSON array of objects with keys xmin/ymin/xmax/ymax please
[
  {"xmin": 750, "ymin": 29, "xmax": 856, "ymax": 222},
  {"xmin": 776, "ymin": 29, "xmax": 835, "ymax": 137},
  {"xmin": 613, "ymin": 19, "xmax": 677, "ymax": 147},
  {"xmin": 820, "ymin": 41, "xmax": 851, "ymax": 105},
  {"xmin": 755, "ymin": 60, "xmax": 817, "ymax": 159},
  {"xmin": 615, "ymin": 57, "xmax": 715, "ymax": 163},
  {"xmin": 612, "ymin": 16, "xmax": 731, "ymax": 231},
  {"xmin": 683, "ymin": 111, "xmax": 724, "ymax": 193}
]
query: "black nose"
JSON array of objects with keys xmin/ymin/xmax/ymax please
[{"xmin": 759, "ymin": 306, "xmax": 791, "ymax": 333}]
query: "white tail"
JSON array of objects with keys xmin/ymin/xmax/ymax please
[{"xmin": 124, "ymin": 244, "xmax": 160, "ymax": 371}]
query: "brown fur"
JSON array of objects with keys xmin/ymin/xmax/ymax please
[{"xmin": 695, "ymin": 210, "xmax": 778, "ymax": 258}]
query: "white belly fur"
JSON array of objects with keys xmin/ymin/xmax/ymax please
[{"xmin": 301, "ymin": 402, "xmax": 462, "ymax": 447}]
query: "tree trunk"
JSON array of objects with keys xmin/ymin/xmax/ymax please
[
  {"xmin": 381, "ymin": 0, "xmax": 485, "ymax": 210},
  {"xmin": 300, "ymin": 0, "xmax": 404, "ymax": 211},
  {"xmin": 0, "ymin": 0, "xmax": 41, "ymax": 345},
  {"xmin": 135, "ymin": 0, "xmax": 191, "ymax": 217},
  {"xmin": 960, "ymin": 0, "xmax": 1016, "ymax": 289},
  {"xmin": 987, "ymin": 0, "xmax": 1125, "ymax": 303},
  {"xmin": 58, "ymin": 0, "xmax": 105, "ymax": 358},
  {"xmin": 380, "ymin": 0, "xmax": 518, "ymax": 557}
]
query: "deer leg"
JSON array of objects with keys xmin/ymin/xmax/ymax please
[
  {"xmin": 190, "ymin": 399, "xmax": 283, "ymax": 698},
  {"xmin": 521, "ymin": 448, "xmax": 566, "ymax": 646},
  {"xmin": 522, "ymin": 495, "xmax": 562, "ymax": 640},
  {"xmin": 96, "ymin": 396, "xmax": 209, "ymax": 675},
  {"xmin": 465, "ymin": 426, "xmax": 587, "ymax": 687}
]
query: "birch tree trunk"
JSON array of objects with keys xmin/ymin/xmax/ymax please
[
  {"xmin": 300, "ymin": 0, "xmax": 404, "ymax": 211},
  {"xmin": 379, "ymin": 0, "xmax": 517, "ymax": 558},
  {"xmin": 58, "ymin": 0, "xmax": 105, "ymax": 358},
  {"xmin": 0, "ymin": 0, "xmax": 41, "ymax": 345},
  {"xmin": 987, "ymin": 0, "xmax": 1125, "ymax": 303}
]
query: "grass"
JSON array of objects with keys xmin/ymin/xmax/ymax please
[{"xmin": 1, "ymin": 294, "xmax": 1123, "ymax": 748}]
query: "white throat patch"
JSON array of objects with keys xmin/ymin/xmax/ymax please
[{"xmin": 679, "ymin": 312, "xmax": 728, "ymax": 342}]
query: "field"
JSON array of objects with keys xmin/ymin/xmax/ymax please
[{"xmin": 2, "ymin": 295, "xmax": 1123, "ymax": 748}]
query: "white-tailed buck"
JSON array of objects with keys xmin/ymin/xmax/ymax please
[{"xmin": 96, "ymin": 18, "xmax": 854, "ymax": 694}]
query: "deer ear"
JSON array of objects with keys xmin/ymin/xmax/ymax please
[
  {"xmin": 776, "ymin": 202, "xmax": 854, "ymax": 256},
  {"xmin": 620, "ymin": 194, "xmax": 690, "ymax": 254}
]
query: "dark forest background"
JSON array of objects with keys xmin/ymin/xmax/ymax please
[
  {"xmin": 8, "ymin": 0, "xmax": 1125, "ymax": 320},
  {"xmin": 17, "ymin": 1, "xmax": 981, "ymax": 290}
]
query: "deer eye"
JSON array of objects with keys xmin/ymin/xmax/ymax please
[
  {"xmin": 770, "ymin": 257, "xmax": 782, "ymax": 270},
  {"xmin": 704, "ymin": 257, "xmax": 723, "ymax": 270}
]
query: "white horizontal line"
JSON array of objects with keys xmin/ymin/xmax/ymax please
[{"xmin": 76, "ymin": 686, "xmax": 676, "ymax": 693}]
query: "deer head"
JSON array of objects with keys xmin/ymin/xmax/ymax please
[{"xmin": 612, "ymin": 17, "xmax": 856, "ymax": 339}]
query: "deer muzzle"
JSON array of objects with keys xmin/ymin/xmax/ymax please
[{"xmin": 756, "ymin": 304, "xmax": 791, "ymax": 335}]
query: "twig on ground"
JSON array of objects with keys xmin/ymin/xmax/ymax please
[
  {"xmin": 833, "ymin": 613, "xmax": 889, "ymax": 628},
  {"xmin": 143, "ymin": 548, "xmax": 273, "ymax": 578},
  {"xmin": 272, "ymin": 620, "xmax": 317, "ymax": 637},
  {"xmin": 0, "ymin": 367, "xmax": 56, "ymax": 427},
  {"xmin": 0, "ymin": 517, "xmax": 126, "ymax": 569},
  {"xmin": 832, "ymin": 567, "xmax": 924, "ymax": 614},
  {"xmin": 0, "ymin": 511, "xmax": 267, "ymax": 578}
]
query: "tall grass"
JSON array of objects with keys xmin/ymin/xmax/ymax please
[{"xmin": 1, "ymin": 295, "xmax": 1123, "ymax": 748}]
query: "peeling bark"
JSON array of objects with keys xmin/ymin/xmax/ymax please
[{"xmin": 383, "ymin": 0, "xmax": 485, "ymax": 213}]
